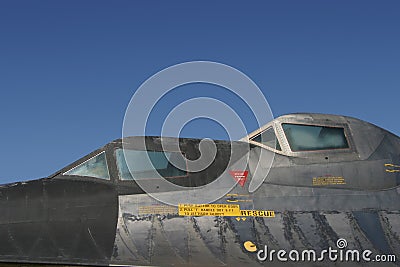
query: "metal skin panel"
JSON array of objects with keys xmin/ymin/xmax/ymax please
[
  {"xmin": 0, "ymin": 113, "xmax": 400, "ymax": 266},
  {"xmin": 0, "ymin": 178, "xmax": 118, "ymax": 266}
]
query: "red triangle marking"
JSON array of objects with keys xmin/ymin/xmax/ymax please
[{"xmin": 229, "ymin": 170, "xmax": 249, "ymax": 187}]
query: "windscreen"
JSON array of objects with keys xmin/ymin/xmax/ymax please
[
  {"xmin": 63, "ymin": 152, "xmax": 110, "ymax": 179},
  {"xmin": 250, "ymin": 127, "xmax": 281, "ymax": 151},
  {"xmin": 282, "ymin": 123, "xmax": 349, "ymax": 151},
  {"xmin": 115, "ymin": 149, "xmax": 187, "ymax": 180}
]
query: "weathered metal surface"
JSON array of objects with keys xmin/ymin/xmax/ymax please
[{"xmin": 0, "ymin": 113, "xmax": 399, "ymax": 266}]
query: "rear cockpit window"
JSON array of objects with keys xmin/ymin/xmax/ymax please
[
  {"xmin": 282, "ymin": 123, "xmax": 349, "ymax": 152},
  {"xmin": 63, "ymin": 151, "xmax": 110, "ymax": 179},
  {"xmin": 116, "ymin": 149, "xmax": 187, "ymax": 180},
  {"xmin": 250, "ymin": 127, "xmax": 282, "ymax": 151}
]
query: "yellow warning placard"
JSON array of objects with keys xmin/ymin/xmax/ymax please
[
  {"xmin": 178, "ymin": 204, "xmax": 275, "ymax": 218},
  {"xmin": 240, "ymin": 210, "xmax": 275, "ymax": 217},
  {"xmin": 312, "ymin": 176, "xmax": 346, "ymax": 186},
  {"xmin": 178, "ymin": 204, "xmax": 240, "ymax": 216},
  {"xmin": 138, "ymin": 205, "xmax": 178, "ymax": 215}
]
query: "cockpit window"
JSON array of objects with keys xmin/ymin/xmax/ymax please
[
  {"xmin": 250, "ymin": 127, "xmax": 282, "ymax": 151},
  {"xmin": 63, "ymin": 151, "xmax": 110, "ymax": 179},
  {"xmin": 282, "ymin": 123, "xmax": 349, "ymax": 152},
  {"xmin": 115, "ymin": 149, "xmax": 187, "ymax": 180}
]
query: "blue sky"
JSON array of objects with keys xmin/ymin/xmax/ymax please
[{"xmin": 0, "ymin": 1, "xmax": 399, "ymax": 182}]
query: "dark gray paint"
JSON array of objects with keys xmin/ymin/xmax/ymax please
[{"xmin": 0, "ymin": 113, "xmax": 399, "ymax": 266}]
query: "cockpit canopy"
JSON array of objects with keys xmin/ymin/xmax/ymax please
[
  {"xmin": 242, "ymin": 113, "xmax": 383, "ymax": 159},
  {"xmin": 61, "ymin": 149, "xmax": 187, "ymax": 181},
  {"xmin": 52, "ymin": 113, "xmax": 396, "ymax": 191},
  {"xmin": 245, "ymin": 120, "xmax": 351, "ymax": 154}
]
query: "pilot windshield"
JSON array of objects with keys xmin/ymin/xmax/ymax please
[{"xmin": 282, "ymin": 124, "xmax": 349, "ymax": 151}]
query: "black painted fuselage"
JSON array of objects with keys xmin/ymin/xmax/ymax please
[{"xmin": 0, "ymin": 114, "xmax": 399, "ymax": 266}]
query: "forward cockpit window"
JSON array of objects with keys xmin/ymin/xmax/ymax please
[
  {"xmin": 282, "ymin": 123, "xmax": 349, "ymax": 152},
  {"xmin": 250, "ymin": 127, "xmax": 282, "ymax": 151},
  {"xmin": 116, "ymin": 149, "xmax": 187, "ymax": 180},
  {"xmin": 63, "ymin": 152, "xmax": 110, "ymax": 179}
]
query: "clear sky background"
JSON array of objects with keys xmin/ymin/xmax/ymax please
[{"xmin": 0, "ymin": 1, "xmax": 399, "ymax": 183}]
